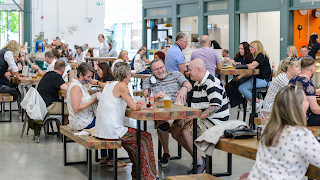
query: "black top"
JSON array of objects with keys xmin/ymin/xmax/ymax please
[
  {"xmin": 37, "ymin": 71, "xmax": 65, "ymax": 107},
  {"xmin": 309, "ymin": 42, "xmax": 320, "ymax": 59},
  {"xmin": 254, "ymin": 53, "xmax": 271, "ymax": 80},
  {"xmin": 0, "ymin": 48, "xmax": 9, "ymax": 80},
  {"xmin": 97, "ymin": 74, "xmax": 114, "ymax": 82}
]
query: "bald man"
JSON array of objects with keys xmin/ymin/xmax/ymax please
[{"xmin": 190, "ymin": 35, "xmax": 222, "ymax": 75}]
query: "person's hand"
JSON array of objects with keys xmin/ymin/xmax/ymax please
[
  {"xmin": 136, "ymin": 100, "xmax": 144, "ymax": 108},
  {"xmin": 30, "ymin": 63, "xmax": 39, "ymax": 70},
  {"xmin": 17, "ymin": 64, "xmax": 22, "ymax": 70},
  {"xmin": 232, "ymin": 75, "xmax": 244, "ymax": 82},
  {"xmin": 316, "ymin": 89, "xmax": 320, "ymax": 95},
  {"xmin": 224, "ymin": 57, "xmax": 231, "ymax": 62},
  {"xmin": 156, "ymin": 91, "xmax": 167, "ymax": 99},
  {"xmin": 17, "ymin": 76, "xmax": 25, "ymax": 81},
  {"xmin": 91, "ymin": 79, "xmax": 98, "ymax": 85},
  {"xmin": 20, "ymin": 74, "xmax": 28, "ymax": 77},
  {"xmin": 4, "ymin": 72, "xmax": 11, "ymax": 78},
  {"xmin": 135, "ymin": 69, "xmax": 139, "ymax": 73},
  {"xmin": 92, "ymin": 93, "xmax": 98, "ymax": 102},
  {"xmin": 176, "ymin": 87, "xmax": 188, "ymax": 103}
]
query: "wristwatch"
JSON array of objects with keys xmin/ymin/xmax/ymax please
[{"xmin": 183, "ymin": 86, "xmax": 188, "ymax": 90}]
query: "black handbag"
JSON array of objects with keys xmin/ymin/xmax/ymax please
[
  {"xmin": 224, "ymin": 128, "xmax": 256, "ymax": 141},
  {"xmin": 235, "ymin": 64, "xmax": 248, "ymax": 69}
]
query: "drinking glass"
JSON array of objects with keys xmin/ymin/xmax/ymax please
[{"xmin": 164, "ymin": 94, "xmax": 171, "ymax": 108}]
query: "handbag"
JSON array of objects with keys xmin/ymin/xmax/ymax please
[
  {"xmin": 235, "ymin": 64, "xmax": 248, "ymax": 69},
  {"xmin": 224, "ymin": 128, "xmax": 256, "ymax": 141}
]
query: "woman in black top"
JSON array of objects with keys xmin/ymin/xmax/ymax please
[
  {"xmin": 308, "ymin": 34, "xmax": 320, "ymax": 59},
  {"xmin": 225, "ymin": 42, "xmax": 253, "ymax": 107},
  {"xmin": 238, "ymin": 40, "xmax": 271, "ymax": 110}
]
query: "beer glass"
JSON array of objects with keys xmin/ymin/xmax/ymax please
[{"xmin": 164, "ymin": 94, "xmax": 171, "ymax": 108}]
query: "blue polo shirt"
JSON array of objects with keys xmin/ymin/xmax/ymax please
[
  {"xmin": 298, "ymin": 55, "xmax": 313, "ymax": 63},
  {"xmin": 165, "ymin": 44, "xmax": 185, "ymax": 72}
]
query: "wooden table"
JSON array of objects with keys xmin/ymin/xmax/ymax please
[
  {"xmin": 125, "ymin": 101, "xmax": 202, "ymax": 179},
  {"xmin": 166, "ymin": 173, "xmax": 222, "ymax": 180},
  {"xmin": 131, "ymin": 73, "xmax": 152, "ymax": 80},
  {"xmin": 216, "ymin": 69, "xmax": 260, "ymax": 128},
  {"xmin": 12, "ymin": 76, "xmax": 42, "ymax": 85},
  {"xmin": 208, "ymin": 137, "xmax": 320, "ymax": 179}
]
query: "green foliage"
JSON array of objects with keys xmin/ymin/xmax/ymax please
[
  {"xmin": 0, "ymin": 11, "xmax": 19, "ymax": 34},
  {"xmin": 33, "ymin": 32, "xmax": 45, "ymax": 44},
  {"xmin": 106, "ymin": 34, "xmax": 116, "ymax": 48}
]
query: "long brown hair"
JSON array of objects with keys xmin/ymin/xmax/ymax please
[
  {"xmin": 262, "ymin": 85, "xmax": 306, "ymax": 147},
  {"xmin": 234, "ymin": 42, "xmax": 251, "ymax": 64},
  {"xmin": 98, "ymin": 62, "xmax": 113, "ymax": 82}
]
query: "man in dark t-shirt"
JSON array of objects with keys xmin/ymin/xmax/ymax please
[{"xmin": 37, "ymin": 60, "xmax": 69, "ymax": 116}]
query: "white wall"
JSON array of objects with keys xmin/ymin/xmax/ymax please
[
  {"xmin": 180, "ymin": 16, "xmax": 198, "ymax": 48},
  {"xmin": 31, "ymin": 0, "xmax": 105, "ymax": 49},
  {"xmin": 240, "ymin": 11, "xmax": 280, "ymax": 69},
  {"xmin": 207, "ymin": 14, "xmax": 229, "ymax": 49}
]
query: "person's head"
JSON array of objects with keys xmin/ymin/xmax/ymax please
[
  {"xmin": 167, "ymin": 35, "xmax": 172, "ymax": 40},
  {"xmin": 300, "ymin": 57, "xmax": 315, "ymax": 78},
  {"xmin": 188, "ymin": 58, "xmax": 207, "ymax": 82},
  {"xmin": 86, "ymin": 48, "xmax": 94, "ymax": 57},
  {"xmin": 113, "ymin": 62, "xmax": 131, "ymax": 84},
  {"xmin": 41, "ymin": 38, "xmax": 47, "ymax": 46},
  {"xmin": 141, "ymin": 54, "xmax": 147, "ymax": 61},
  {"xmin": 74, "ymin": 45, "xmax": 78, "ymax": 49},
  {"xmin": 97, "ymin": 62, "xmax": 113, "ymax": 82},
  {"xmin": 137, "ymin": 47, "xmax": 146, "ymax": 55},
  {"xmin": 222, "ymin": 49, "xmax": 229, "ymax": 57},
  {"xmin": 235, "ymin": 42, "xmax": 251, "ymax": 64},
  {"xmin": 300, "ymin": 46, "xmax": 309, "ymax": 58},
  {"xmin": 262, "ymin": 85, "xmax": 307, "ymax": 147},
  {"xmin": 55, "ymin": 39, "xmax": 62, "ymax": 47},
  {"xmin": 275, "ymin": 57, "xmax": 300, "ymax": 77},
  {"xmin": 142, "ymin": 45, "xmax": 147, "ymax": 52},
  {"xmin": 35, "ymin": 40, "xmax": 44, "ymax": 53},
  {"xmin": 84, "ymin": 44, "xmax": 88, "ymax": 50},
  {"xmin": 76, "ymin": 62, "xmax": 95, "ymax": 84},
  {"xmin": 52, "ymin": 49, "xmax": 60, "ymax": 59},
  {"xmin": 175, "ymin": 32, "xmax": 188, "ymax": 50},
  {"xmin": 3, "ymin": 40, "xmax": 20, "ymax": 57},
  {"xmin": 118, "ymin": 50, "xmax": 129, "ymax": 62},
  {"xmin": 46, "ymin": 44, "xmax": 53, "ymax": 51},
  {"xmin": 108, "ymin": 43, "xmax": 112, "ymax": 51},
  {"xmin": 150, "ymin": 59, "xmax": 167, "ymax": 80},
  {"xmin": 308, "ymin": 34, "xmax": 319, "ymax": 49},
  {"xmin": 20, "ymin": 44, "xmax": 25, "ymax": 50},
  {"xmin": 249, "ymin": 40, "xmax": 269, "ymax": 59},
  {"xmin": 200, "ymin": 35, "xmax": 211, "ymax": 47},
  {"xmin": 154, "ymin": 51, "xmax": 165, "ymax": 62},
  {"xmin": 54, "ymin": 60, "xmax": 66, "ymax": 75},
  {"xmin": 45, "ymin": 51, "xmax": 55, "ymax": 64},
  {"xmin": 98, "ymin": 34, "xmax": 105, "ymax": 43},
  {"xmin": 286, "ymin": 45, "xmax": 298, "ymax": 59},
  {"xmin": 165, "ymin": 45, "xmax": 170, "ymax": 52},
  {"xmin": 76, "ymin": 47, "xmax": 83, "ymax": 55}
]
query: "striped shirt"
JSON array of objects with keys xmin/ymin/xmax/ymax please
[
  {"xmin": 142, "ymin": 71, "xmax": 188, "ymax": 102},
  {"xmin": 263, "ymin": 72, "xmax": 289, "ymax": 110},
  {"xmin": 191, "ymin": 71, "xmax": 229, "ymax": 124}
]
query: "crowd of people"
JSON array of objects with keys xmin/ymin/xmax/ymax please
[{"xmin": 0, "ymin": 30, "xmax": 320, "ymax": 180}]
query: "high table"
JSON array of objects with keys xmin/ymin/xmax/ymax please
[
  {"xmin": 12, "ymin": 76, "xmax": 42, "ymax": 85},
  {"xmin": 216, "ymin": 69, "xmax": 260, "ymax": 128},
  {"xmin": 131, "ymin": 73, "xmax": 152, "ymax": 80},
  {"xmin": 84, "ymin": 57, "xmax": 118, "ymax": 62},
  {"xmin": 125, "ymin": 101, "xmax": 202, "ymax": 179}
]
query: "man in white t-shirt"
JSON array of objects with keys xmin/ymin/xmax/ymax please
[{"xmin": 74, "ymin": 47, "xmax": 86, "ymax": 63}]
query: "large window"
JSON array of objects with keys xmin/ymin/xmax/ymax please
[{"xmin": 0, "ymin": 11, "xmax": 20, "ymax": 48}]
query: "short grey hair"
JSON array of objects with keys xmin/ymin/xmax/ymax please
[
  {"xmin": 200, "ymin": 36, "xmax": 210, "ymax": 44},
  {"xmin": 113, "ymin": 62, "xmax": 131, "ymax": 81},
  {"xmin": 150, "ymin": 59, "xmax": 164, "ymax": 70},
  {"xmin": 175, "ymin": 32, "xmax": 188, "ymax": 41},
  {"xmin": 77, "ymin": 62, "xmax": 95, "ymax": 78}
]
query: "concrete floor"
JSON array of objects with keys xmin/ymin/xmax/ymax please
[{"xmin": 0, "ymin": 104, "xmax": 308, "ymax": 180}]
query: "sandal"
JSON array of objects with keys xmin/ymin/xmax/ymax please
[{"xmin": 102, "ymin": 159, "xmax": 127, "ymax": 167}]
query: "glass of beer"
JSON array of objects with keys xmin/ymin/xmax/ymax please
[
  {"xmin": 32, "ymin": 73, "xmax": 37, "ymax": 79},
  {"xmin": 227, "ymin": 62, "xmax": 233, "ymax": 69},
  {"xmin": 164, "ymin": 94, "xmax": 171, "ymax": 108}
]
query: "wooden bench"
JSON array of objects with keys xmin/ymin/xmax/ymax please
[
  {"xmin": 60, "ymin": 126, "xmax": 122, "ymax": 180},
  {"xmin": 166, "ymin": 173, "xmax": 222, "ymax": 180},
  {"xmin": 0, "ymin": 93, "xmax": 13, "ymax": 122}
]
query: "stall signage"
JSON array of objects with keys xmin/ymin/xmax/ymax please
[
  {"xmin": 147, "ymin": 7, "xmax": 172, "ymax": 17},
  {"xmin": 208, "ymin": 2, "xmax": 228, "ymax": 11},
  {"xmin": 300, "ymin": 0, "xmax": 320, "ymax": 5}
]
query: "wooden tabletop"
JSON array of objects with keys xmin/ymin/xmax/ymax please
[
  {"xmin": 84, "ymin": 57, "xmax": 118, "ymax": 60},
  {"xmin": 125, "ymin": 101, "xmax": 202, "ymax": 121},
  {"xmin": 12, "ymin": 76, "xmax": 42, "ymax": 85},
  {"xmin": 215, "ymin": 138, "xmax": 320, "ymax": 179},
  {"xmin": 60, "ymin": 126, "xmax": 121, "ymax": 150},
  {"xmin": 166, "ymin": 173, "xmax": 222, "ymax": 180},
  {"xmin": 131, "ymin": 74, "xmax": 152, "ymax": 80},
  {"xmin": 216, "ymin": 69, "xmax": 259, "ymax": 76}
]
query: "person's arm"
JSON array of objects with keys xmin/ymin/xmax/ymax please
[
  {"xmin": 60, "ymin": 83, "xmax": 69, "ymax": 91},
  {"xmin": 247, "ymin": 61, "xmax": 259, "ymax": 69},
  {"xmin": 200, "ymin": 105, "xmax": 221, "ymax": 119},
  {"xmin": 70, "ymin": 85, "xmax": 97, "ymax": 113},
  {"xmin": 307, "ymin": 96, "xmax": 320, "ymax": 114},
  {"xmin": 30, "ymin": 63, "xmax": 45, "ymax": 77},
  {"xmin": 216, "ymin": 62, "xmax": 223, "ymax": 70},
  {"xmin": 297, "ymin": 129, "xmax": 320, "ymax": 168},
  {"xmin": 115, "ymin": 82, "xmax": 141, "ymax": 110},
  {"xmin": 316, "ymin": 89, "xmax": 320, "ymax": 95},
  {"xmin": 175, "ymin": 81, "xmax": 192, "ymax": 103},
  {"xmin": 102, "ymin": 41, "xmax": 109, "ymax": 52},
  {"xmin": 178, "ymin": 64, "xmax": 189, "ymax": 78}
]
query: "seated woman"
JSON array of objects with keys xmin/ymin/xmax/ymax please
[
  {"xmin": 238, "ymin": 40, "xmax": 272, "ymax": 111},
  {"xmin": 67, "ymin": 62, "xmax": 97, "ymax": 130},
  {"xmin": 133, "ymin": 47, "xmax": 146, "ymax": 71},
  {"xmin": 154, "ymin": 51, "xmax": 165, "ymax": 63},
  {"xmin": 286, "ymin": 45, "xmax": 299, "ymax": 59},
  {"xmin": 225, "ymin": 42, "xmax": 253, "ymax": 108},
  {"xmin": 95, "ymin": 62, "xmax": 157, "ymax": 180},
  {"xmin": 248, "ymin": 85, "xmax": 320, "ymax": 179},
  {"xmin": 111, "ymin": 50, "xmax": 138, "ymax": 74},
  {"xmin": 263, "ymin": 57, "xmax": 299, "ymax": 109}
]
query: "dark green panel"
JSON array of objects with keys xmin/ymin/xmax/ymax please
[
  {"xmin": 198, "ymin": 0, "xmax": 207, "ymax": 47},
  {"xmin": 229, "ymin": 0, "xmax": 240, "ymax": 56},
  {"xmin": 145, "ymin": 7, "xmax": 172, "ymax": 19},
  {"xmin": 178, "ymin": 3, "xmax": 198, "ymax": 17},
  {"xmin": 24, "ymin": 0, "xmax": 32, "ymax": 53},
  {"xmin": 172, "ymin": 2, "xmax": 179, "ymax": 43},
  {"xmin": 204, "ymin": 0, "xmax": 228, "ymax": 15},
  {"xmin": 142, "ymin": 8, "xmax": 147, "ymax": 47},
  {"xmin": 291, "ymin": 0, "xmax": 320, "ymax": 9},
  {"xmin": 280, "ymin": 0, "xmax": 291, "ymax": 61},
  {"xmin": 237, "ymin": 0, "xmax": 280, "ymax": 13}
]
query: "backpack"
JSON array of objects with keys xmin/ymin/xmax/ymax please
[{"xmin": 130, "ymin": 55, "xmax": 136, "ymax": 70}]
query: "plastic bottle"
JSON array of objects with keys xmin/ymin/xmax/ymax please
[{"xmin": 271, "ymin": 62, "xmax": 275, "ymax": 71}]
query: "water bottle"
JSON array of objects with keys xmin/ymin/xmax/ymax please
[{"xmin": 271, "ymin": 62, "xmax": 275, "ymax": 71}]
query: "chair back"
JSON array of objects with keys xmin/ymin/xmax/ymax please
[
  {"xmin": 260, "ymin": 109, "xmax": 271, "ymax": 125},
  {"xmin": 266, "ymin": 69, "xmax": 273, "ymax": 86}
]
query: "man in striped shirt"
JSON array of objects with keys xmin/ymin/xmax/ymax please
[{"xmin": 178, "ymin": 58, "xmax": 229, "ymax": 174}]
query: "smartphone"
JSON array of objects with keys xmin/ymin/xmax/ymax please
[{"xmin": 157, "ymin": 105, "xmax": 164, "ymax": 108}]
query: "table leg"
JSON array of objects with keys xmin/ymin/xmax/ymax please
[
  {"xmin": 88, "ymin": 150, "xmax": 92, "ymax": 180},
  {"xmin": 158, "ymin": 138, "xmax": 162, "ymax": 161},
  {"xmin": 212, "ymin": 153, "xmax": 232, "ymax": 177},
  {"xmin": 144, "ymin": 121, "xmax": 147, "ymax": 131},
  {"xmin": 136, "ymin": 120, "xmax": 141, "ymax": 180},
  {"xmin": 113, "ymin": 149, "xmax": 118, "ymax": 180},
  {"xmin": 62, "ymin": 97, "xmax": 65, "ymax": 125},
  {"xmin": 63, "ymin": 135, "xmax": 67, "ymax": 166},
  {"xmin": 206, "ymin": 155, "xmax": 212, "ymax": 174},
  {"xmin": 192, "ymin": 118, "xmax": 197, "ymax": 174},
  {"xmin": 250, "ymin": 75, "xmax": 257, "ymax": 129}
]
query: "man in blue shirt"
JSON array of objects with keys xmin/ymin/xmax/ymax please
[
  {"xmin": 165, "ymin": 32, "xmax": 188, "ymax": 77},
  {"xmin": 298, "ymin": 46, "xmax": 314, "ymax": 63}
]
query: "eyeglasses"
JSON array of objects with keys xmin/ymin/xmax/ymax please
[
  {"xmin": 152, "ymin": 66, "xmax": 165, "ymax": 71},
  {"xmin": 249, "ymin": 46, "xmax": 254, "ymax": 48},
  {"xmin": 289, "ymin": 57, "xmax": 295, "ymax": 64}
]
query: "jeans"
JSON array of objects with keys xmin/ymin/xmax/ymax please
[
  {"xmin": 238, "ymin": 78, "xmax": 268, "ymax": 100},
  {"xmin": 85, "ymin": 118, "xmax": 95, "ymax": 129}
]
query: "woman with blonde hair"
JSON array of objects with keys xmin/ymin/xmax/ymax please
[
  {"xmin": 111, "ymin": 50, "xmax": 138, "ymax": 74},
  {"xmin": 286, "ymin": 45, "xmax": 299, "ymax": 59},
  {"xmin": 263, "ymin": 57, "xmax": 300, "ymax": 109},
  {"xmin": 248, "ymin": 85, "xmax": 320, "ymax": 179},
  {"xmin": 238, "ymin": 40, "xmax": 272, "ymax": 111},
  {"xmin": 133, "ymin": 46, "xmax": 146, "ymax": 70}
]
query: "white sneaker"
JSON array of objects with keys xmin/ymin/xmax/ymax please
[{"xmin": 248, "ymin": 100, "xmax": 264, "ymax": 114}]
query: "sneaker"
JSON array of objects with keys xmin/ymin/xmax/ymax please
[
  {"xmin": 157, "ymin": 122, "xmax": 170, "ymax": 133},
  {"xmin": 187, "ymin": 157, "xmax": 206, "ymax": 174},
  {"xmin": 159, "ymin": 153, "xmax": 170, "ymax": 166},
  {"xmin": 248, "ymin": 100, "xmax": 264, "ymax": 114}
]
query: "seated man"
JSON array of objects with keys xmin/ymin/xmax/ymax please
[
  {"xmin": 289, "ymin": 57, "xmax": 320, "ymax": 126},
  {"xmin": 73, "ymin": 46, "xmax": 85, "ymax": 63},
  {"xmin": 142, "ymin": 58, "xmax": 192, "ymax": 166},
  {"xmin": 298, "ymin": 46, "xmax": 313, "ymax": 63},
  {"xmin": 180, "ymin": 58, "xmax": 229, "ymax": 174},
  {"xmin": 37, "ymin": 60, "xmax": 69, "ymax": 124}
]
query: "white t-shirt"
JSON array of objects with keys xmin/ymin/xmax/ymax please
[
  {"xmin": 46, "ymin": 59, "xmax": 71, "ymax": 82},
  {"xmin": 46, "ymin": 59, "xmax": 57, "ymax": 72},
  {"xmin": 4, "ymin": 51, "xmax": 19, "ymax": 72},
  {"xmin": 98, "ymin": 41, "xmax": 109, "ymax": 54}
]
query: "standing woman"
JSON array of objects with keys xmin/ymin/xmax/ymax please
[
  {"xmin": 97, "ymin": 34, "xmax": 109, "ymax": 57},
  {"xmin": 286, "ymin": 45, "xmax": 299, "ymax": 59},
  {"xmin": 238, "ymin": 40, "xmax": 272, "ymax": 110},
  {"xmin": 225, "ymin": 42, "xmax": 253, "ymax": 108},
  {"xmin": 308, "ymin": 34, "xmax": 320, "ymax": 59},
  {"xmin": 27, "ymin": 40, "xmax": 46, "ymax": 70}
]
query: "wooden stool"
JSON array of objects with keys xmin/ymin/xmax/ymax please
[
  {"xmin": 166, "ymin": 173, "xmax": 222, "ymax": 180},
  {"xmin": 0, "ymin": 93, "xmax": 13, "ymax": 122}
]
